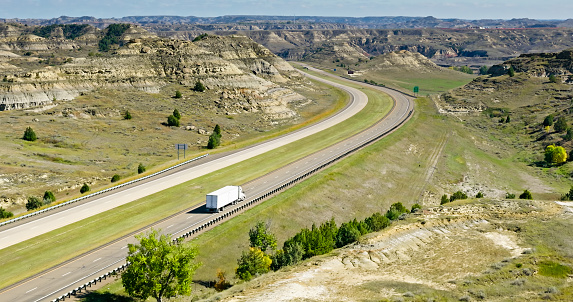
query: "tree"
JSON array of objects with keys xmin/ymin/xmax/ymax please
[
  {"xmin": 248, "ymin": 221, "xmax": 277, "ymax": 252},
  {"xmin": 23, "ymin": 127, "xmax": 37, "ymax": 141},
  {"xmin": 479, "ymin": 65, "xmax": 489, "ymax": 75},
  {"xmin": 519, "ymin": 190, "xmax": 533, "ymax": 200},
  {"xmin": 111, "ymin": 174, "xmax": 120, "ymax": 183},
  {"xmin": 549, "ymin": 74, "xmax": 558, "ymax": 83},
  {"xmin": 123, "ymin": 110, "xmax": 132, "ymax": 120},
  {"xmin": 122, "ymin": 229, "xmax": 201, "ymax": 302},
  {"xmin": 138, "ymin": 163, "xmax": 146, "ymax": 174},
  {"xmin": 440, "ymin": 194, "xmax": 449, "ymax": 205},
  {"xmin": 80, "ymin": 183, "xmax": 90, "ymax": 194},
  {"xmin": 564, "ymin": 128, "xmax": 573, "ymax": 141},
  {"xmin": 43, "ymin": 190, "xmax": 56, "ymax": 204},
  {"xmin": 365, "ymin": 212, "xmax": 390, "ymax": 231},
  {"xmin": 194, "ymin": 80, "xmax": 206, "ymax": 92},
  {"xmin": 554, "ymin": 116, "xmax": 568, "ymax": 132},
  {"xmin": 336, "ymin": 222, "xmax": 361, "ymax": 248},
  {"xmin": 167, "ymin": 115, "xmax": 180, "ymax": 127},
  {"xmin": 0, "ymin": 207, "xmax": 14, "ymax": 218},
  {"xmin": 450, "ymin": 191, "xmax": 468, "ymax": 202},
  {"xmin": 174, "ymin": 90, "xmax": 182, "ymax": 98},
  {"xmin": 505, "ymin": 115, "xmax": 511, "ymax": 123},
  {"xmin": 508, "ymin": 66, "xmax": 515, "ymax": 77},
  {"xmin": 271, "ymin": 241, "xmax": 304, "ymax": 270},
  {"xmin": 26, "ymin": 196, "xmax": 42, "ymax": 211},
  {"xmin": 173, "ymin": 109, "xmax": 181, "ymax": 120},
  {"xmin": 235, "ymin": 247, "xmax": 272, "ymax": 281},
  {"xmin": 385, "ymin": 202, "xmax": 408, "ymax": 220},
  {"xmin": 214, "ymin": 269, "xmax": 230, "ymax": 292},
  {"xmin": 476, "ymin": 192, "xmax": 484, "ymax": 198},
  {"xmin": 207, "ymin": 124, "xmax": 222, "ymax": 149},
  {"xmin": 543, "ymin": 114, "xmax": 554, "ymax": 127},
  {"xmin": 545, "ymin": 144, "xmax": 568, "ymax": 164},
  {"xmin": 562, "ymin": 186, "xmax": 573, "ymax": 201},
  {"xmin": 411, "ymin": 203, "xmax": 422, "ymax": 212}
]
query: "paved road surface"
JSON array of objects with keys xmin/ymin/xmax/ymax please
[{"xmin": 0, "ymin": 67, "xmax": 413, "ymax": 301}]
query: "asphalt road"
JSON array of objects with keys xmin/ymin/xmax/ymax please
[{"xmin": 0, "ymin": 67, "xmax": 413, "ymax": 302}]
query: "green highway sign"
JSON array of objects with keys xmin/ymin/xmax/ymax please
[{"xmin": 413, "ymin": 86, "xmax": 419, "ymax": 93}]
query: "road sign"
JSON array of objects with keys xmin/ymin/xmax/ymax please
[
  {"xmin": 175, "ymin": 144, "xmax": 188, "ymax": 159},
  {"xmin": 413, "ymin": 86, "xmax": 419, "ymax": 93}
]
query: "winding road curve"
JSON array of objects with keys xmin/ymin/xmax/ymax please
[{"xmin": 0, "ymin": 66, "xmax": 414, "ymax": 301}]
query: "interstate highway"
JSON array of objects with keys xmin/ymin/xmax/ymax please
[{"xmin": 0, "ymin": 67, "xmax": 413, "ymax": 301}]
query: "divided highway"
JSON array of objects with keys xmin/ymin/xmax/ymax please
[{"xmin": 0, "ymin": 67, "xmax": 414, "ymax": 301}]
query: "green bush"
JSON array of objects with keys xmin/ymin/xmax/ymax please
[
  {"xmin": 43, "ymin": 190, "xmax": 56, "ymax": 204},
  {"xmin": 564, "ymin": 128, "xmax": 573, "ymax": 141},
  {"xmin": 440, "ymin": 194, "xmax": 449, "ymax": 205},
  {"xmin": 385, "ymin": 202, "xmax": 408, "ymax": 220},
  {"xmin": 194, "ymin": 80, "xmax": 206, "ymax": 92},
  {"xmin": 192, "ymin": 33, "xmax": 208, "ymax": 42},
  {"xmin": 80, "ymin": 183, "xmax": 90, "ymax": 194},
  {"xmin": 137, "ymin": 163, "xmax": 146, "ymax": 174},
  {"xmin": 173, "ymin": 109, "xmax": 181, "ymax": 120},
  {"xmin": 508, "ymin": 66, "xmax": 515, "ymax": 77},
  {"xmin": 549, "ymin": 74, "xmax": 559, "ymax": 83},
  {"xmin": 167, "ymin": 115, "xmax": 180, "ymax": 127},
  {"xmin": 365, "ymin": 212, "xmax": 390, "ymax": 231},
  {"xmin": 174, "ymin": 90, "xmax": 182, "ymax": 98},
  {"xmin": 123, "ymin": 110, "xmax": 132, "ymax": 120},
  {"xmin": 111, "ymin": 174, "xmax": 120, "ymax": 183},
  {"xmin": 0, "ymin": 207, "xmax": 14, "ymax": 218},
  {"xmin": 410, "ymin": 203, "xmax": 422, "ymax": 212},
  {"xmin": 554, "ymin": 116, "xmax": 568, "ymax": 132},
  {"xmin": 543, "ymin": 114, "xmax": 554, "ymax": 127},
  {"xmin": 26, "ymin": 196, "xmax": 43, "ymax": 211},
  {"xmin": 235, "ymin": 247, "xmax": 271, "ymax": 281},
  {"xmin": 506, "ymin": 192, "xmax": 516, "ymax": 199},
  {"xmin": 476, "ymin": 192, "xmax": 484, "ymax": 198},
  {"xmin": 23, "ymin": 126, "xmax": 37, "ymax": 141},
  {"xmin": 207, "ymin": 124, "xmax": 222, "ymax": 149},
  {"xmin": 519, "ymin": 190, "xmax": 533, "ymax": 200},
  {"xmin": 450, "ymin": 191, "xmax": 468, "ymax": 202},
  {"xmin": 336, "ymin": 222, "xmax": 361, "ymax": 248}
]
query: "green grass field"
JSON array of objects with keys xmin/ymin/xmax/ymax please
[{"xmin": 0, "ymin": 74, "xmax": 394, "ymax": 289}]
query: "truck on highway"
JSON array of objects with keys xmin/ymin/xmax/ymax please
[{"xmin": 206, "ymin": 186, "xmax": 246, "ymax": 212}]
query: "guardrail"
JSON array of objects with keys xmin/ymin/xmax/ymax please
[
  {"xmin": 0, "ymin": 154, "xmax": 209, "ymax": 228},
  {"xmin": 50, "ymin": 109, "xmax": 413, "ymax": 302}
]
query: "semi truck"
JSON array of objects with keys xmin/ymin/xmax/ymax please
[{"xmin": 206, "ymin": 186, "xmax": 246, "ymax": 212}]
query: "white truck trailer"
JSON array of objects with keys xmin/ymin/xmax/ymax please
[{"xmin": 206, "ymin": 186, "xmax": 246, "ymax": 212}]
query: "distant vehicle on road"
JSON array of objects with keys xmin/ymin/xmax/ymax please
[{"xmin": 206, "ymin": 186, "xmax": 245, "ymax": 212}]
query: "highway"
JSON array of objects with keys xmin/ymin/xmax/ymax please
[{"xmin": 0, "ymin": 67, "xmax": 413, "ymax": 301}]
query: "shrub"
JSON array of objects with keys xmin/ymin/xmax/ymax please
[
  {"xmin": 519, "ymin": 190, "xmax": 533, "ymax": 200},
  {"xmin": 440, "ymin": 194, "xmax": 449, "ymax": 205},
  {"xmin": 476, "ymin": 192, "xmax": 484, "ymax": 198},
  {"xmin": 43, "ymin": 190, "xmax": 56, "ymax": 204},
  {"xmin": 549, "ymin": 74, "xmax": 558, "ymax": 83},
  {"xmin": 0, "ymin": 207, "xmax": 14, "ymax": 218},
  {"xmin": 192, "ymin": 33, "xmax": 208, "ymax": 42},
  {"xmin": 80, "ymin": 183, "xmax": 90, "ymax": 194},
  {"xmin": 508, "ymin": 66, "xmax": 515, "ymax": 77},
  {"xmin": 410, "ymin": 203, "xmax": 422, "ymax": 212},
  {"xmin": 26, "ymin": 196, "xmax": 43, "ymax": 210},
  {"xmin": 554, "ymin": 116, "xmax": 568, "ymax": 132},
  {"xmin": 174, "ymin": 90, "xmax": 182, "ymax": 98},
  {"xmin": 543, "ymin": 114, "xmax": 554, "ymax": 127},
  {"xmin": 167, "ymin": 115, "xmax": 180, "ymax": 127},
  {"xmin": 137, "ymin": 163, "xmax": 146, "ymax": 174},
  {"xmin": 545, "ymin": 144, "xmax": 567, "ymax": 164},
  {"xmin": 479, "ymin": 65, "xmax": 489, "ymax": 75},
  {"xmin": 450, "ymin": 191, "xmax": 468, "ymax": 202},
  {"xmin": 23, "ymin": 126, "xmax": 37, "ymax": 141},
  {"xmin": 336, "ymin": 222, "xmax": 361, "ymax": 247},
  {"xmin": 123, "ymin": 110, "xmax": 132, "ymax": 120},
  {"xmin": 564, "ymin": 128, "xmax": 573, "ymax": 141},
  {"xmin": 173, "ymin": 109, "xmax": 181, "ymax": 120},
  {"xmin": 207, "ymin": 124, "xmax": 222, "ymax": 149},
  {"xmin": 194, "ymin": 80, "xmax": 206, "ymax": 92},
  {"xmin": 235, "ymin": 247, "xmax": 271, "ymax": 281},
  {"xmin": 385, "ymin": 202, "xmax": 408, "ymax": 220},
  {"xmin": 506, "ymin": 192, "xmax": 516, "ymax": 199},
  {"xmin": 111, "ymin": 174, "xmax": 120, "ymax": 183}
]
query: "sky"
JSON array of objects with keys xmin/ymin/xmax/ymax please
[{"xmin": 1, "ymin": 0, "xmax": 571, "ymax": 20}]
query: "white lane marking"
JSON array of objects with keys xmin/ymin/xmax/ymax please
[
  {"xmin": 93, "ymin": 258, "xmax": 101, "ymax": 262},
  {"xmin": 121, "ymin": 246, "xmax": 127, "ymax": 250},
  {"xmin": 167, "ymin": 224, "xmax": 173, "ymax": 229},
  {"xmin": 26, "ymin": 287, "xmax": 37, "ymax": 293},
  {"xmin": 62, "ymin": 272, "xmax": 71, "ymax": 277}
]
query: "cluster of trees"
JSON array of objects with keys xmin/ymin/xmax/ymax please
[
  {"xmin": 440, "ymin": 190, "xmax": 468, "ymax": 205},
  {"xmin": 207, "ymin": 124, "xmax": 222, "ymax": 149},
  {"xmin": 192, "ymin": 33, "xmax": 208, "ymax": 42},
  {"xmin": 99, "ymin": 24, "xmax": 131, "ymax": 52},
  {"xmin": 167, "ymin": 109, "xmax": 182, "ymax": 127},
  {"xmin": 479, "ymin": 66, "xmax": 489, "ymax": 75},
  {"xmin": 451, "ymin": 65, "xmax": 473, "ymax": 74},
  {"xmin": 31, "ymin": 24, "xmax": 90, "ymax": 40},
  {"xmin": 236, "ymin": 203, "xmax": 417, "ymax": 281},
  {"xmin": 363, "ymin": 79, "xmax": 385, "ymax": 87},
  {"xmin": 504, "ymin": 190, "xmax": 532, "ymax": 199},
  {"xmin": 25, "ymin": 190, "xmax": 56, "ymax": 211},
  {"xmin": 122, "ymin": 229, "xmax": 201, "ymax": 302},
  {"xmin": 543, "ymin": 114, "xmax": 568, "ymax": 132}
]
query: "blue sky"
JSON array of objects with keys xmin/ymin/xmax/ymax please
[{"xmin": 1, "ymin": 0, "xmax": 571, "ymax": 20}]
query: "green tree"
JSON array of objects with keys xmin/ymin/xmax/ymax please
[
  {"xmin": 207, "ymin": 124, "xmax": 222, "ymax": 149},
  {"xmin": 545, "ymin": 144, "xmax": 568, "ymax": 164},
  {"xmin": 479, "ymin": 65, "xmax": 489, "ymax": 75},
  {"xmin": 174, "ymin": 90, "xmax": 182, "ymax": 99},
  {"xmin": 519, "ymin": 190, "xmax": 533, "ymax": 200},
  {"xmin": 122, "ymin": 229, "xmax": 201, "ymax": 302},
  {"xmin": 194, "ymin": 80, "xmax": 206, "ymax": 92},
  {"xmin": 167, "ymin": 115, "xmax": 180, "ymax": 127},
  {"xmin": 248, "ymin": 221, "xmax": 277, "ymax": 252},
  {"xmin": 173, "ymin": 109, "xmax": 181, "ymax": 120},
  {"xmin": 505, "ymin": 115, "xmax": 511, "ymax": 123},
  {"xmin": 138, "ymin": 163, "xmax": 146, "ymax": 174},
  {"xmin": 235, "ymin": 247, "xmax": 272, "ymax": 281},
  {"xmin": 336, "ymin": 222, "xmax": 361, "ymax": 248},
  {"xmin": 271, "ymin": 241, "xmax": 304, "ymax": 271},
  {"xmin": 440, "ymin": 194, "xmax": 449, "ymax": 205},
  {"xmin": 549, "ymin": 74, "xmax": 558, "ymax": 83},
  {"xmin": 564, "ymin": 128, "xmax": 573, "ymax": 141},
  {"xmin": 385, "ymin": 202, "xmax": 408, "ymax": 220},
  {"xmin": 562, "ymin": 186, "xmax": 573, "ymax": 201},
  {"xmin": 26, "ymin": 196, "xmax": 42, "ymax": 211},
  {"xmin": 0, "ymin": 207, "xmax": 13, "ymax": 218},
  {"xmin": 508, "ymin": 66, "xmax": 515, "ymax": 77},
  {"xmin": 111, "ymin": 174, "xmax": 121, "ymax": 183},
  {"xmin": 80, "ymin": 183, "xmax": 90, "ymax": 194},
  {"xmin": 450, "ymin": 191, "xmax": 468, "ymax": 202},
  {"xmin": 411, "ymin": 203, "xmax": 422, "ymax": 212},
  {"xmin": 555, "ymin": 116, "xmax": 568, "ymax": 132},
  {"xmin": 364, "ymin": 212, "xmax": 390, "ymax": 231},
  {"xmin": 543, "ymin": 114, "xmax": 554, "ymax": 127},
  {"xmin": 43, "ymin": 190, "xmax": 56, "ymax": 204},
  {"xmin": 214, "ymin": 124, "xmax": 221, "ymax": 136},
  {"xmin": 476, "ymin": 192, "xmax": 484, "ymax": 198},
  {"xmin": 123, "ymin": 110, "xmax": 132, "ymax": 120},
  {"xmin": 23, "ymin": 127, "xmax": 37, "ymax": 141}
]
